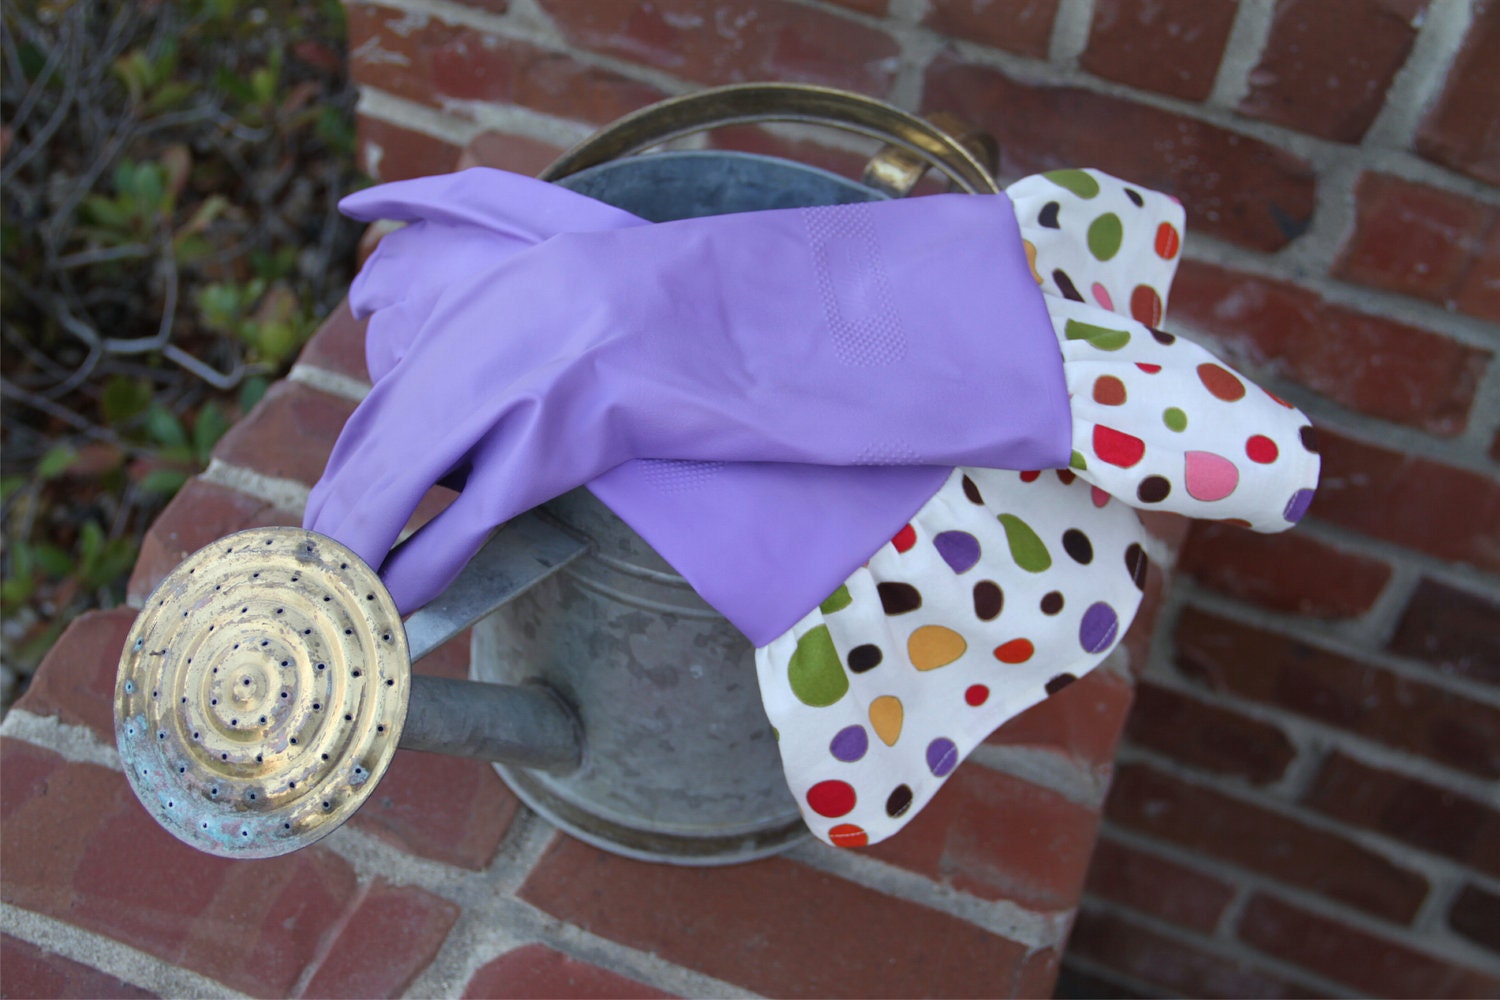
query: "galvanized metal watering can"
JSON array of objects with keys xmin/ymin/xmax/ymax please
[{"xmin": 114, "ymin": 83, "xmax": 1000, "ymax": 866}]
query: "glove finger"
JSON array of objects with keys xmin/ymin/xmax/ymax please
[
  {"xmin": 340, "ymin": 167, "xmax": 641, "ymax": 238},
  {"xmin": 375, "ymin": 482, "xmax": 504, "ymax": 615}
]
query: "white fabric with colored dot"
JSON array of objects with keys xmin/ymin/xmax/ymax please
[{"xmin": 757, "ymin": 168, "xmax": 1321, "ymax": 849}]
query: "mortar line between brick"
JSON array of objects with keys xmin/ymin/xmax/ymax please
[
  {"xmin": 1364, "ymin": 0, "xmax": 1476, "ymax": 151},
  {"xmin": 967, "ymin": 741, "xmax": 1108, "ymax": 809},
  {"xmin": 784, "ymin": 838, "xmax": 1071, "ymax": 949},
  {"xmin": 1047, "ymin": 0, "xmax": 1095, "ymax": 65},
  {"xmin": 1112, "ymin": 742, "xmax": 1496, "ymax": 901},
  {"xmin": 289, "ymin": 363, "xmax": 370, "ymax": 404},
  {"xmin": 1292, "ymin": 516, "xmax": 1500, "ymax": 602},
  {"xmin": 288, "ymin": 879, "xmax": 373, "ymax": 999},
  {"xmin": 1075, "ymin": 892, "xmax": 1366, "ymax": 999},
  {"xmin": 0, "ymin": 709, "xmax": 122, "ymax": 771},
  {"xmin": 200, "ymin": 459, "xmax": 310, "ymax": 515},
  {"xmin": 1208, "ymin": 0, "xmax": 1275, "ymax": 109},
  {"xmin": 1176, "ymin": 584, "xmax": 1500, "ymax": 712},
  {"xmin": 0, "ymin": 902, "xmax": 248, "ymax": 1000},
  {"xmin": 1093, "ymin": 821, "xmax": 1500, "ymax": 978}
]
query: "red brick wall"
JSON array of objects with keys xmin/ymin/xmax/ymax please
[{"xmin": 341, "ymin": 1, "xmax": 1500, "ymax": 995}]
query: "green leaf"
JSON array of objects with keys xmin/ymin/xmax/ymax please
[
  {"xmin": 238, "ymin": 376, "xmax": 269, "ymax": 412},
  {"xmin": 33, "ymin": 543, "xmax": 74, "ymax": 578},
  {"xmin": 80, "ymin": 194, "xmax": 133, "ymax": 230},
  {"xmin": 0, "ymin": 475, "xmax": 28, "ymax": 503},
  {"xmin": 1, "ymin": 575, "xmax": 35, "ymax": 607},
  {"xmin": 7, "ymin": 541, "xmax": 34, "ymax": 579},
  {"xmin": 101, "ymin": 376, "xmax": 153, "ymax": 426},
  {"xmin": 144, "ymin": 403, "xmax": 189, "ymax": 449},
  {"xmin": 78, "ymin": 520, "xmax": 104, "ymax": 568},
  {"xmin": 139, "ymin": 468, "xmax": 190, "ymax": 496},
  {"xmin": 36, "ymin": 445, "xmax": 78, "ymax": 480},
  {"xmin": 192, "ymin": 403, "xmax": 230, "ymax": 461}
]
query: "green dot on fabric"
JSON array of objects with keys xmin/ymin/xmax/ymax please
[
  {"xmin": 1088, "ymin": 213, "xmax": 1123, "ymax": 261},
  {"xmin": 1043, "ymin": 169, "xmax": 1100, "ymax": 199},
  {"xmin": 998, "ymin": 514, "xmax": 1053, "ymax": 573},
  {"xmin": 1164, "ymin": 407, "xmax": 1188, "ymax": 431},
  {"xmin": 1070, "ymin": 450, "xmax": 1088, "ymax": 470},
  {"xmin": 820, "ymin": 584, "xmax": 852, "ymax": 614},
  {"xmin": 1064, "ymin": 318, "xmax": 1131, "ymax": 351},
  {"xmin": 788, "ymin": 625, "xmax": 849, "ymax": 707}
]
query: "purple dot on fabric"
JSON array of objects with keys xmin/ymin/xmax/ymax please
[
  {"xmin": 1284, "ymin": 488, "xmax": 1314, "ymax": 523},
  {"xmin": 934, "ymin": 531, "xmax": 981, "ymax": 574},
  {"xmin": 830, "ymin": 725, "xmax": 869, "ymax": 763},
  {"xmin": 1079, "ymin": 601, "xmax": 1119, "ymax": 654},
  {"xmin": 926, "ymin": 737, "xmax": 958, "ymax": 777}
]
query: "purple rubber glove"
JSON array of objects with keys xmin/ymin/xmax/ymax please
[{"xmin": 309, "ymin": 169, "xmax": 1071, "ymax": 643}]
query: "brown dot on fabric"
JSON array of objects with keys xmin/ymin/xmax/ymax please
[
  {"xmin": 1125, "ymin": 542, "xmax": 1149, "ymax": 591},
  {"xmin": 877, "ymin": 582, "xmax": 922, "ymax": 615},
  {"xmin": 1046, "ymin": 673, "xmax": 1078, "ymax": 695},
  {"xmin": 972, "ymin": 580, "xmax": 1003, "ymax": 621},
  {"xmin": 1041, "ymin": 591, "xmax": 1064, "ymax": 615},
  {"xmin": 1092, "ymin": 375, "xmax": 1127, "ymax": 406},
  {"xmin": 962, "ymin": 474, "xmax": 984, "ymax": 504},
  {"xmin": 1137, "ymin": 475, "xmax": 1172, "ymax": 503},
  {"xmin": 847, "ymin": 643, "xmax": 883, "ymax": 673}
]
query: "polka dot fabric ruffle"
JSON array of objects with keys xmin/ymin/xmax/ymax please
[{"xmin": 757, "ymin": 168, "xmax": 1320, "ymax": 849}]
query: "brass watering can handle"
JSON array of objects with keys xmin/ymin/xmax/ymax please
[{"xmin": 539, "ymin": 82, "xmax": 1000, "ymax": 197}]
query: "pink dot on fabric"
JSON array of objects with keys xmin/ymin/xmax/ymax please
[
  {"xmin": 1185, "ymin": 451, "xmax": 1240, "ymax": 501},
  {"xmin": 807, "ymin": 780, "xmax": 856, "ymax": 818},
  {"xmin": 1246, "ymin": 435, "xmax": 1279, "ymax": 463},
  {"xmin": 1091, "ymin": 282, "xmax": 1114, "ymax": 310},
  {"xmin": 1091, "ymin": 486, "xmax": 1111, "ymax": 508}
]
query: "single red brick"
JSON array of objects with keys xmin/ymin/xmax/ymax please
[
  {"xmin": 1105, "ymin": 762, "xmax": 1429, "ymax": 922},
  {"xmin": 0, "ymin": 740, "xmax": 359, "ymax": 996},
  {"xmin": 347, "ymin": 6, "xmax": 666, "ymax": 125},
  {"xmin": 1176, "ymin": 606, "xmax": 1500, "ymax": 778},
  {"xmin": 538, "ymin": 0, "xmax": 901, "ymax": 96},
  {"xmin": 1067, "ymin": 904, "xmax": 1317, "ymax": 998},
  {"xmin": 1301, "ymin": 752, "xmax": 1500, "ymax": 878},
  {"xmin": 986, "ymin": 667, "xmax": 1135, "ymax": 776},
  {"xmin": 300, "ymin": 881, "xmax": 460, "ymax": 999},
  {"xmin": 1083, "ymin": 836, "xmax": 1236, "ymax": 932},
  {"xmin": 461, "ymin": 944, "xmax": 671, "ymax": 1000},
  {"xmin": 1238, "ymin": 0, "xmax": 1429, "ymax": 142},
  {"xmin": 296, "ymin": 298, "xmax": 371, "ymax": 385},
  {"xmin": 1333, "ymin": 172, "xmax": 1499, "ymax": 305},
  {"xmin": 1170, "ymin": 260, "xmax": 1490, "ymax": 435},
  {"xmin": 922, "ymin": 0, "xmax": 1059, "ymax": 59},
  {"xmin": 1052, "ymin": 961, "xmax": 1154, "ymax": 999},
  {"xmin": 519, "ymin": 837, "xmax": 1036, "ymax": 997},
  {"xmin": 1448, "ymin": 883, "xmax": 1500, "ymax": 955},
  {"xmin": 825, "ymin": 0, "xmax": 889, "ymax": 14},
  {"xmin": 922, "ymin": 55, "xmax": 1318, "ymax": 252},
  {"xmin": 1081, "ymin": 0, "xmax": 1238, "ymax": 101},
  {"xmin": 1388, "ymin": 577, "xmax": 1500, "ymax": 687},
  {"xmin": 1014, "ymin": 947, "xmax": 1062, "ymax": 999},
  {"xmin": 1178, "ymin": 521, "xmax": 1391, "ymax": 618},
  {"xmin": 1415, "ymin": 0, "xmax": 1500, "ymax": 185},
  {"xmin": 1311, "ymin": 429, "xmax": 1500, "ymax": 572},
  {"xmin": 458, "ymin": 131, "xmax": 568, "ymax": 178},
  {"xmin": 866, "ymin": 765, "xmax": 1101, "ymax": 912},
  {"xmin": 1124, "ymin": 681, "xmax": 1298, "ymax": 784},
  {"xmin": 211, "ymin": 380, "xmax": 356, "ymax": 487},
  {"xmin": 0, "ymin": 935, "xmax": 156, "ymax": 999},
  {"xmin": 1452, "ymin": 217, "xmax": 1500, "ymax": 323},
  {"xmin": 128, "ymin": 479, "xmax": 299, "ymax": 605},
  {"xmin": 1238, "ymin": 893, "xmax": 1500, "ymax": 998},
  {"xmin": 13, "ymin": 608, "xmax": 137, "ymax": 741},
  {"xmin": 357, "ymin": 115, "xmax": 460, "ymax": 184},
  {"xmin": 351, "ymin": 748, "xmax": 519, "ymax": 870}
]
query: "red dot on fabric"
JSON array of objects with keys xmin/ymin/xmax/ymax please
[
  {"xmin": 828, "ymin": 823, "xmax": 868, "ymax": 848},
  {"xmin": 1092, "ymin": 375, "xmax": 1127, "ymax": 405},
  {"xmin": 1130, "ymin": 284, "xmax": 1163, "ymax": 325},
  {"xmin": 1020, "ymin": 470, "xmax": 1041, "ymax": 482},
  {"xmin": 893, "ymin": 524, "xmax": 916, "ymax": 553},
  {"xmin": 807, "ymin": 780, "xmax": 857, "ymax": 818},
  {"xmin": 1197, "ymin": 363, "xmax": 1246, "ymax": 401},
  {"xmin": 1264, "ymin": 388, "xmax": 1295, "ymax": 409},
  {"xmin": 993, "ymin": 638, "xmax": 1035, "ymax": 664},
  {"xmin": 1154, "ymin": 222, "xmax": 1181, "ymax": 259},
  {"xmin": 1246, "ymin": 435, "xmax": 1279, "ymax": 463},
  {"xmin": 1136, "ymin": 363, "xmax": 1162, "ymax": 374},
  {"xmin": 1056, "ymin": 469, "xmax": 1077, "ymax": 485},
  {"xmin": 965, "ymin": 684, "xmax": 990, "ymax": 706},
  {"xmin": 1093, "ymin": 425, "xmax": 1146, "ymax": 468}
]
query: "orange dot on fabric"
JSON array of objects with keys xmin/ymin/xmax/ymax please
[
  {"xmin": 1092, "ymin": 375, "xmax": 1127, "ymax": 405},
  {"xmin": 1246, "ymin": 435, "xmax": 1279, "ymax": 463},
  {"xmin": 1155, "ymin": 222, "xmax": 1181, "ymax": 259},
  {"xmin": 1197, "ymin": 363, "xmax": 1246, "ymax": 401},
  {"xmin": 870, "ymin": 695, "xmax": 905, "ymax": 746},
  {"xmin": 1265, "ymin": 388, "xmax": 1295, "ymax": 408},
  {"xmin": 1130, "ymin": 284, "xmax": 1163, "ymax": 326},
  {"xmin": 829, "ymin": 823, "xmax": 869, "ymax": 848},
  {"xmin": 893, "ymin": 524, "xmax": 916, "ymax": 552},
  {"xmin": 908, "ymin": 626, "xmax": 967, "ymax": 671},
  {"xmin": 807, "ymin": 780, "xmax": 856, "ymax": 818},
  {"xmin": 993, "ymin": 638, "xmax": 1035, "ymax": 664}
]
